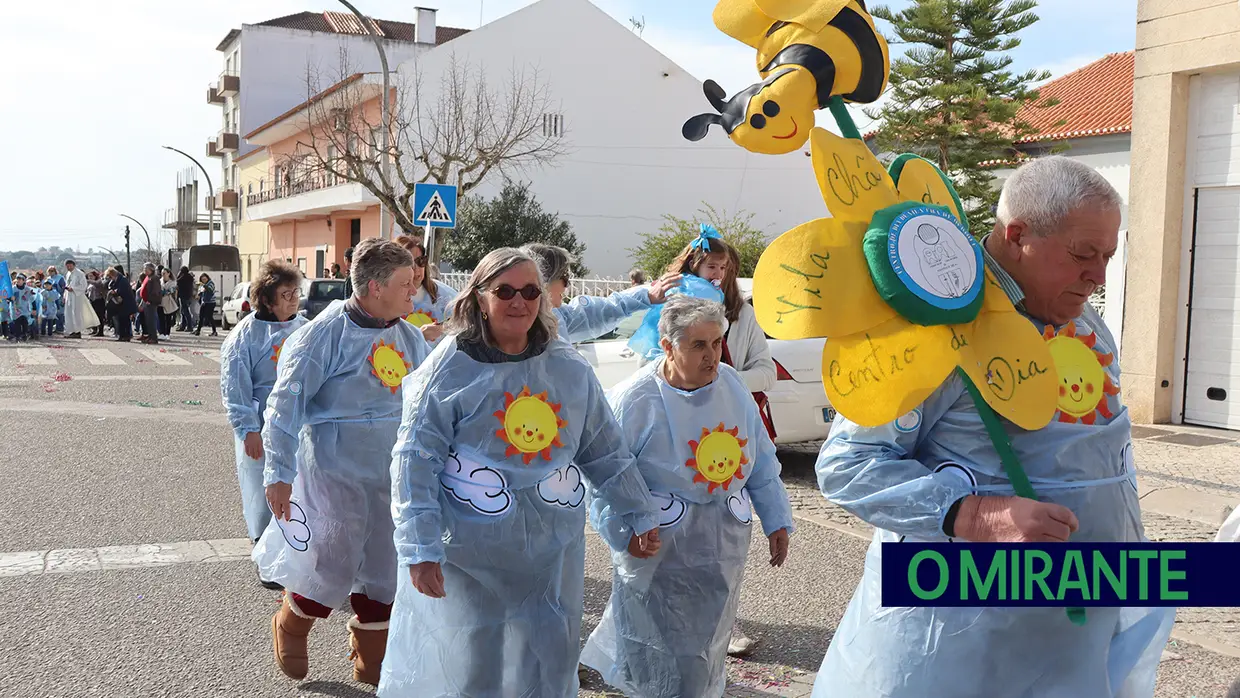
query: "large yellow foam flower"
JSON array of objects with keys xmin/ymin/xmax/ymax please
[{"xmin": 753, "ymin": 127, "xmax": 1059, "ymax": 430}]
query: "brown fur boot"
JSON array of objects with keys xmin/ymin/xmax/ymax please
[
  {"xmin": 346, "ymin": 616, "xmax": 389, "ymax": 686},
  {"xmin": 271, "ymin": 593, "xmax": 316, "ymax": 680}
]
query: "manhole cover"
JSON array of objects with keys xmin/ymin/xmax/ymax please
[
  {"xmin": 1150, "ymin": 433, "xmax": 1235, "ymax": 447},
  {"xmin": 1131, "ymin": 426, "xmax": 1174, "ymax": 439}
]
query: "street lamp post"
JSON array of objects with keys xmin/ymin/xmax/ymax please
[
  {"xmin": 162, "ymin": 145, "xmax": 216, "ymax": 245},
  {"xmin": 119, "ymin": 214, "xmax": 153, "ymax": 267},
  {"xmin": 337, "ymin": 0, "xmax": 392, "ymax": 239}
]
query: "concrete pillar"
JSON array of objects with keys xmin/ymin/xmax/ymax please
[{"xmin": 1121, "ymin": 71, "xmax": 1191, "ymax": 423}]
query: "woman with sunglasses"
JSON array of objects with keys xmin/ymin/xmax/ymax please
[
  {"xmin": 380, "ymin": 247, "xmax": 663, "ymax": 697},
  {"xmin": 219, "ymin": 260, "xmax": 308, "ymax": 584},
  {"xmin": 394, "ymin": 235, "xmax": 457, "ymax": 343},
  {"xmin": 523, "ymin": 243, "xmax": 681, "ymax": 343}
]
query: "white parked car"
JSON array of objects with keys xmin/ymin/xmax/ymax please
[
  {"xmin": 221, "ymin": 281, "xmax": 252, "ymax": 330},
  {"xmin": 577, "ymin": 282, "xmax": 834, "ymax": 445}
]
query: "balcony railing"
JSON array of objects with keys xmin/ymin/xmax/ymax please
[
  {"xmin": 245, "ymin": 170, "xmax": 347, "ymax": 207},
  {"xmin": 207, "ymin": 85, "xmax": 225, "ymax": 105},
  {"xmin": 207, "ymin": 140, "xmax": 222, "ymax": 158},
  {"xmin": 218, "ymin": 72, "xmax": 240, "ymax": 97},
  {"xmin": 217, "ymin": 131, "xmax": 239, "ymax": 153},
  {"xmin": 212, "ymin": 190, "xmax": 239, "ymax": 210}
]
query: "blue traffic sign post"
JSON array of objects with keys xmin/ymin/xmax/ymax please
[{"xmin": 413, "ymin": 182, "xmax": 458, "ymax": 268}]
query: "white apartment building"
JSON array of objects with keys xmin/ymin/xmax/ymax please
[{"xmin": 207, "ymin": 8, "xmax": 467, "ymax": 246}]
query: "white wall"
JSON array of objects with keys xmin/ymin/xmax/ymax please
[
  {"xmin": 396, "ymin": 0, "xmax": 824, "ymax": 278},
  {"xmin": 238, "ymin": 25, "xmax": 431, "ymax": 157},
  {"xmin": 993, "ymin": 134, "xmax": 1132, "ymax": 352}
]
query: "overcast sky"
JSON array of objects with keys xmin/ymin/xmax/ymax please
[{"xmin": 0, "ymin": 0, "xmax": 1135, "ymax": 252}]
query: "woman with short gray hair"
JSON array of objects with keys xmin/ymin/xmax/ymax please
[
  {"xmin": 581, "ymin": 295, "xmax": 794, "ymax": 697},
  {"xmin": 380, "ymin": 247, "xmax": 662, "ymax": 696}
]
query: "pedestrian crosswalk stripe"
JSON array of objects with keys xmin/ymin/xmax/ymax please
[
  {"xmin": 78, "ymin": 348, "xmax": 125, "ymax": 365},
  {"xmin": 133, "ymin": 347, "xmax": 191, "ymax": 366},
  {"xmin": 16, "ymin": 348, "xmax": 56, "ymax": 365},
  {"xmin": 197, "ymin": 350, "xmax": 221, "ymax": 363}
]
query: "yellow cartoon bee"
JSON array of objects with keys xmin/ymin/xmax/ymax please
[{"xmin": 682, "ymin": 0, "xmax": 889, "ymax": 154}]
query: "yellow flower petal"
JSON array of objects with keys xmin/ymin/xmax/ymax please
[
  {"xmin": 955, "ymin": 311, "xmax": 1059, "ymax": 431},
  {"xmin": 891, "ymin": 156, "xmax": 966, "ymax": 225},
  {"xmin": 810, "ymin": 127, "xmax": 899, "ymax": 223},
  {"xmin": 822, "ymin": 317, "xmax": 957, "ymax": 427},
  {"xmin": 753, "ymin": 217, "xmax": 895, "ymax": 339}
]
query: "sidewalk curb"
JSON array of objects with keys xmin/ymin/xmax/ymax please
[{"xmin": 790, "ymin": 512, "xmax": 1240, "ymax": 659}]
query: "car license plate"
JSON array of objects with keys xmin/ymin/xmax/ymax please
[{"xmin": 822, "ymin": 407, "xmax": 836, "ymax": 423}]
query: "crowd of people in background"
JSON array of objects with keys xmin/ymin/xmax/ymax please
[{"xmin": 3, "ymin": 260, "xmax": 220, "ymax": 343}]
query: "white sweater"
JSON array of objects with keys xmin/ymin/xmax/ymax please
[{"xmin": 725, "ymin": 303, "xmax": 776, "ymax": 393}]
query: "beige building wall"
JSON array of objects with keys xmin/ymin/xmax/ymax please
[
  {"xmin": 235, "ymin": 150, "xmax": 271, "ymax": 282},
  {"xmin": 1124, "ymin": 0, "xmax": 1240, "ymax": 423}
]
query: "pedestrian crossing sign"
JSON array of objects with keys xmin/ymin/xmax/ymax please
[{"xmin": 413, "ymin": 183, "xmax": 457, "ymax": 229}]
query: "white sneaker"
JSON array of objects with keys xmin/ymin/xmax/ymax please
[
  {"xmin": 727, "ymin": 633, "xmax": 758, "ymax": 657},
  {"xmin": 159, "ymin": 334, "xmax": 170, "ymax": 340}
]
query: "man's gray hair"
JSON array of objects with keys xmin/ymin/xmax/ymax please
[
  {"xmin": 659, "ymin": 295, "xmax": 727, "ymax": 348},
  {"xmin": 446, "ymin": 247, "xmax": 559, "ymax": 347},
  {"xmin": 521, "ymin": 243, "xmax": 573, "ymax": 285},
  {"xmin": 350, "ymin": 238, "xmax": 413, "ymax": 297},
  {"xmin": 996, "ymin": 156, "xmax": 1122, "ymax": 236}
]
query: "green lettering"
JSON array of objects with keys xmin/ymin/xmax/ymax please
[
  {"xmin": 1023, "ymin": 550, "xmax": 1055, "ymax": 600},
  {"xmin": 810, "ymin": 253, "xmax": 830, "ymax": 270},
  {"xmin": 1159, "ymin": 550, "xmax": 1188, "ymax": 601},
  {"xmin": 962, "ymin": 550, "xmax": 1005, "ymax": 601},
  {"xmin": 1058, "ymin": 550, "xmax": 1090, "ymax": 601},
  {"xmin": 909, "ymin": 550, "xmax": 949, "ymax": 600},
  {"xmin": 779, "ymin": 263, "xmax": 823, "ymax": 281},
  {"xmin": 1011, "ymin": 548, "xmax": 1020, "ymax": 600},
  {"xmin": 1129, "ymin": 550, "xmax": 1158, "ymax": 600},
  {"xmin": 1092, "ymin": 550, "xmax": 1126, "ymax": 601},
  {"xmin": 827, "ymin": 361, "xmax": 853, "ymax": 398}
]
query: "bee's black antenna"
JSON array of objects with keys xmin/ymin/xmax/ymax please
[
  {"xmin": 702, "ymin": 80, "xmax": 728, "ymax": 113},
  {"xmin": 683, "ymin": 113, "xmax": 724, "ymax": 142}
]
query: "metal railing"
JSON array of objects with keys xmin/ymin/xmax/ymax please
[
  {"xmin": 437, "ymin": 272, "xmax": 630, "ymax": 297},
  {"xmin": 246, "ymin": 170, "xmax": 345, "ymax": 207}
]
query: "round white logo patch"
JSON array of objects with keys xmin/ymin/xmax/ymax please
[
  {"xmin": 895, "ymin": 409, "xmax": 922, "ymax": 433},
  {"xmin": 888, "ymin": 207, "xmax": 982, "ymax": 310},
  {"xmin": 288, "ymin": 381, "xmax": 302, "ymax": 396}
]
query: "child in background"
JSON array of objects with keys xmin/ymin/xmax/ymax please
[
  {"xmin": 10, "ymin": 275, "xmax": 33, "ymax": 342},
  {"xmin": 0, "ymin": 292, "xmax": 10, "ymax": 339},
  {"xmin": 40, "ymin": 280, "xmax": 60, "ymax": 337}
]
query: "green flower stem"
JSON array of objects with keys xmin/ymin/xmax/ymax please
[
  {"xmin": 956, "ymin": 366, "xmax": 1087, "ymax": 626},
  {"xmin": 828, "ymin": 96, "xmax": 862, "ymax": 141}
]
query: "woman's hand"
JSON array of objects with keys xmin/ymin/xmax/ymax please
[
  {"xmin": 768, "ymin": 528, "xmax": 790, "ymax": 567},
  {"xmin": 627, "ymin": 528, "xmax": 662, "ymax": 559},
  {"xmin": 265, "ymin": 482, "xmax": 292, "ymax": 521},
  {"xmin": 647, "ymin": 273, "xmax": 683, "ymax": 304},
  {"xmin": 410, "ymin": 561, "xmax": 446, "ymax": 598},
  {"xmin": 421, "ymin": 323, "xmax": 445, "ymax": 343},
  {"xmin": 243, "ymin": 432, "xmax": 264, "ymax": 460}
]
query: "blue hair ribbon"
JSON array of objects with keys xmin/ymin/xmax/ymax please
[{"xmin": 690, "ymin": 224, "xmax": 723, "ymax": 252}]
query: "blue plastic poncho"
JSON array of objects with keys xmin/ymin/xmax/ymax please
[
  {"xmin": 11, "ymin": 285, "xmax": 34, "ymax": 318},
  {"xmin": 581, "ymin": 360, "xmax": 794, "ymax": 696},
  {"xmin": 403, "ymin": 280, "xmax": 457, "ymax": 332},
  {"xmin": 0, "ymin": 298, "xmax": 11, "ymax": 323},
  {"xmin": 39, "ymin": 289, "xmax": 60, "ymax": 319},
  {"xmin": 379, "ymin": 335, "xmax": 660, "ymax": 697},
  {"xmin": 219, "ymin": 312, "xmax": 309, "ymax": 540},
  {"xmin": 812, "ymin": 304, "xmax": 1175, "ymax": 698},
  {"xmin": 628, "ymin": 276, "xmax": 723, "ymax": 359},
  {"xmin": 556, "ymin": 286, "xmax": 652, "ymax": 343},
  {"xmin": 252, "ymin": 301, "xmax": 430, "ymax": 607}
]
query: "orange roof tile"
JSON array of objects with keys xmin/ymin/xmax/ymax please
[{"xmin": 1015, "ymin": 52, "xmax": 1133, "ymax": 144}]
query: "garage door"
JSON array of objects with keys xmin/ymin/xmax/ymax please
[{"xmin": 1184, "ymin": 186, "xmax": 1240, "ymax": 429}]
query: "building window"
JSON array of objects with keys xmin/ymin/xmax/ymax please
[{"xmin": 542, "ymin": 113, "xmax": 565, "ymax": 138}]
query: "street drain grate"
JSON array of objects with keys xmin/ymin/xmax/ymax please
[{"xmin": 1149, "ymin": 433, "xmax": 1235, "ymax": 447}]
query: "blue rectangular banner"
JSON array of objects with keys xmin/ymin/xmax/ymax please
[
  {"xmin": 881, "ymin": 542, "xmax": 1240, "ymax": 607},
  {"xmin": 0, "ymin": 260, "xmax": 11, "ymax": 301}
]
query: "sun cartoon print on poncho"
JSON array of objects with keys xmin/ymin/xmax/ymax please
[
  {"xmin": 494, "ymin": 386, "xmax": 567, "ymax": 464},
  {"xmin": 748, "ymin": 127, "xmax": 1060, "ymax": 431},
  {"xmin": 271, "ymin": 339, "xmax": 286, "ymax": 366},
  {"xmin": 685, "ymin": 423, "xmax": 748, "ymax": 493},
  {"xmin": 1044, "ymin": 322, "xmax": 1119, "ymax": 424},
  {"xmin": 368, "ymin": 340, "xmax": 411, "ymax": 394},
  {"xmin": 404, "ymin": 309, "xmax": 436, "ymax": 328}
]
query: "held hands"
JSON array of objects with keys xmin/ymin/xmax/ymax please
[
  {"xmin": 410, "ymin": 561, "xmax": 446, "ymax": 598},
  {"xmin": 953, "ymin": 495, "xmax": 1080, "ymax": 543},
  {"xmin": 243, "ymin": 432, "xmax": 264, "ymax": 460},
  {"xmin": 647, "ymin": 273, "xmax": 684, "ymax": 304},
  {"xmin": 265, "ymin": 482, "xmax": 293, "ymax": 522},
  {"xmin": 768, "ymin": 528, "xmax": 790, "ymax": 567},
  {"xmin": 421, "ymin": 323, "xmax": 445, "ymax": 343},
  {"xmin": 627, "ymin": 528, "xmax": 662, "ymax": 559}
]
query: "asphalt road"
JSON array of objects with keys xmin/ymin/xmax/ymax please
[{"xmin": 0, "ymin": 332, "xmax": 1236, "ymax": 697}]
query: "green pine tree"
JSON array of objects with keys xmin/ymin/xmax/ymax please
[
  {"xmin": 865, "ymin": 0, "xmax": 1060, "ymax": 231},
  {"xmin": 443, "ymin": 181, "xmax": 589, "ymax": 275}
]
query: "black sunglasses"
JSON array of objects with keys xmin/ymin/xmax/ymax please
[
  {"xmin": 413, "ymin": 255, "xmax": 427, "ymax": 268},
  {"xmin": 486, "ymin": 283, "xmax": 541, "ymax": 301}
]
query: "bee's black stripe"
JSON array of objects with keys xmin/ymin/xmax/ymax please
[
  {"xmin": 760, "ymin": 44, "xmax": 837, "ymax": 109},
  {"xmin": 829, "ymin": 7, "xmax": 886, "ymax": 102},
  {"xmin": 766, "ymin": 20, "xmax": 790, "ymax": 37}
]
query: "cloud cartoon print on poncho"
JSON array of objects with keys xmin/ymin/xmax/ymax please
[
  {"xmin": 686, "ymin": 422, "xmax": 748, "ymax": 493},
  {"xmin": 368, "ymin": 340, "xmax": 411, "ymax": 394},
  {"xmin": 494, "ymin": 386, "xmax": 567, "ymax": 464},
  {"xmin": 1044, "ymin": 321, "xmax": 1119, "ymax": 425}
]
